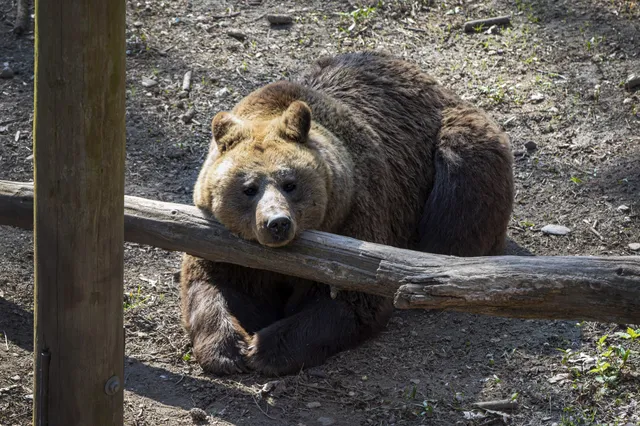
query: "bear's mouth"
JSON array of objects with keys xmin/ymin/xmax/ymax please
[
  {"xmin": 261, "ymin": 238, "xmax": 294, "ymax": 248},
  {"xmin": 256, "ymin": 231, "xmax": 296, "ymax": 248}
]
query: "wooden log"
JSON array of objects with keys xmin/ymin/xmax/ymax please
[
  {"xmin": 2, "ymin": 180, "xmax": 640, "ymax": 325},
  {"xmin": 32, "ymin": 0, "xmax": 126, "ymax": 423},
  {"xmin": 13, "ymin": 0, "xmax": 30, "ymax": 35},
  {"xmin": 463, "ymin": 15, "xmax": 511, "ymax": 33}
]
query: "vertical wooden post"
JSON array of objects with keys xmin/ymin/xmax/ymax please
[{"xmin": 32, "ymin": 0, "xmax": 126, "ymax": 424}]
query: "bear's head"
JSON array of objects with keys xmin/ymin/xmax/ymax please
[{"xmin": 194, "ymin": 101, "xmax": 330, "ymax": 248}]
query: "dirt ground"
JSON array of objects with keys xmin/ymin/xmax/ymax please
[{"xmin": 1, "ymin": 0, "xmax": 640, "ymax": 425}]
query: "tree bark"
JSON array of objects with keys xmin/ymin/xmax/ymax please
[
  {"xmin": 1, "ymin": 180, "xmax": 639, "ymax": 325},
  {"xmin": 32, "ymin": 0, "xmax": 126, "ymax": 423}
]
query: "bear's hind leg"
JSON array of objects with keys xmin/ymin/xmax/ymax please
[
  {"xmin": 247, "ymin": 293, "xmax": 392, "ymax": 376},
  {"xmin": 417, "ymin": 105, "xmax": 514, "ymax": 257}
]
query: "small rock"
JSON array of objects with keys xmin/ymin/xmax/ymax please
[
  {"xmin": 0, "ymin": 385, "xmax": 19, "ymax": 394},
  {"xmin": 10, "ymin": 375, "xmax": 20, "ymax": 381},
  {"xmin": 524, "ymin": 141, "xmax": 537, "ymax": 151},
  {"xmin": 617, "ymin": 205, "xmax": 630, "ymax": 212},
  {"xmin": 178, "ymin": 90, "xmax": 189, "ymax": 99},
  {"xmin": 306, "ymin": 401, "xmax": 321, "ymax": 409},
  {"xmin": 24, "ymin": 154, "xmax": 33, "ymax": 162},
  {"xmin": 1, "ymin": 64, "xmax": 14, "ymax": 79},
  {"xmin": 189, "ymin": 407, "xmax": 208, "ymax": 422},
  {"xmin": 541, "ymin": 225, "xmax": 571, "ymax": 236},
  {"xmin": 629, "ymin": 243, "xmax": 640, "ymax": 251},
  {"xmin": 215, "ymin": 87, "xmax": 230, "ymax": 97},
  {"xmin": 24, "ymin": 393, "xmax": 33, "ymax": 400},
  {"xmin": 133, "ymin": 21, "xmax": 143, "ymax": 27},
  {"xmin": 260, "ymin": 379, "xmax": 286, "ymax": 397},
  {"xmin": 181, "ymin": 108, "xmax": 196, "ymax": 124},
  {"xmin": 141, "ymin": 77, "xmax": 157, "ymax": 88},
  {"xmin": 530, "ymin": 92, "xmax": 545, "ymax": 103},
  {"xmin": 182, "ymin": 70, "xmax": 192, "ymax": 92},
  {"xmin": 266, "ymin": 14, "xmax": 293, "ymax": 25},
  {"xmin": 410, "ymin": 378, "xmax": 420, "ymax": 384},
  {"xmin": 625, "ymin": 74, "xmax": 640, "ymax": 92},
  {"xmin": 484, "ymin": 24, "xmax": 500, "ymax": 35},
  {"xmin": 548, "ymin": 373, "xmax": 570, "ymax": 384},
  {"xmin": 227, "ymin": 30, "xmax": 247, "ymax": 41},
  {"xmin": 317, "ymin": 417, "xmax": 335, "ymax": 426},
  {"xmin": 306, "ymin": 367, "xmax": 327, "ymax": 378}
]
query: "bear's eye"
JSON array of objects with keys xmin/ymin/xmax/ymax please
[
  {"xmin": 243, "ymin": 186, "xmax": 258, "ymax": 197},
  {"xmin": 282, "ymin": 182, "xmax": 297, "ymax": 193}
]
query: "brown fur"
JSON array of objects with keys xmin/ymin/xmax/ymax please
[{"xmin": 181, "ymin": 51, "xmax": 514, "ymax": 376}]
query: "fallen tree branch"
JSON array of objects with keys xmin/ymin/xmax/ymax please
[
  {"xmin": 463, "ymin": 15, "xmax": 511, "ymax": 33},
  {"xmin": 471, "ymin": 399, "xmax": 518, "ymax": 412},
  {"xmin": 1, "ymin": 180, "xmax": 639, "ymax": 324},
  {"xmin": 13, "ymin": 0, "xmax": 30, "ymax": 35}
]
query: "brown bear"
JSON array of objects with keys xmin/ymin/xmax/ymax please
[{"xmin": 180, "ymin": 51, "xmax": 514, "ymax": 376}]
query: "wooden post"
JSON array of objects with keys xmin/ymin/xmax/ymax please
[{"xmin": 33, "ymin": 0, "xmax": 126, "ymax": 424}]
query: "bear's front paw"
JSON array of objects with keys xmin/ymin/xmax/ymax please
[{"xmin": 193, "ymin": 331, "xmax": 251, "ymax": 375}]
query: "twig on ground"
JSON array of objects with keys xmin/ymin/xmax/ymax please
[
  {"xmin": 536, "ymin": 69, "xmax": 568, "ymax": 80},
  {"xmin": 175, "ymin": 374, "xmax": 185, "ymax": 386},
  {"xmin": 211, "ymin": 11, "xmax": 240, "ymax": 19},
  {"xmin": 463, "ymin": 15, "xmax": 511, "ymax": 33},
  {"xmin": 253, "ymin": 395, "xmax": 277, "ymax": 420},
  {"xmin": 472, "ymin": 399, "xmax": 519, "ymax": 411},
  {"xmin": 404, "ymin": 26, "xmax": 427, "ymax": 33}
]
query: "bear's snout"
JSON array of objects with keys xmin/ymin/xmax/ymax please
[{"xmin": 258, "ymin": 213, "xmax": 295, "ymax": 247}]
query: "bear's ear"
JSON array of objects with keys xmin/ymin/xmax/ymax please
[
  {"xmin": 211, "ymin": 111, "xmax": 245, "ymax": 153},
  {"xmin": 278, "ymin": 101, "xmax": 312, "ymax": 144}
]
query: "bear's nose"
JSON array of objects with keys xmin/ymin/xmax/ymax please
[{"xmin": 266, "ymin": 215, "xmax": 292, "ymax": 237}]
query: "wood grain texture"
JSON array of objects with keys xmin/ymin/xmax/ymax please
[
  {"xmin": 32, "ymin": 0, "xmax": 126, "ymax": 424},
  {"xmin": 2, "ymin": 180, "xmax": 639, "ymax": 325}
]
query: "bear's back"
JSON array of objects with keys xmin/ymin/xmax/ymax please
[{"xmin": 295, "ymin": 52, "xmax": 446, "ymax": 248}]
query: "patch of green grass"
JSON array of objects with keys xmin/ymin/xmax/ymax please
[
  {"xmin": 124, "ymin": 285, "xmax": 148, "ymax": 310},
  {"xmin": 515, "ymin": 0, "xmax": 540, "ymax": 23},
  {"xmin": 584, "ymin": 35, "xmax": 605, "ymax": 52},
  {"xmin": 418, "ymin": 400, "xmax": 434, "ymax": 417},
  {"xmin": 337, "ymin": 3, "xmax": 380, "ymax": 32},
  {"xmin": 559, "ymin": 406, "xmax": 598, "ymax": 426}
]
